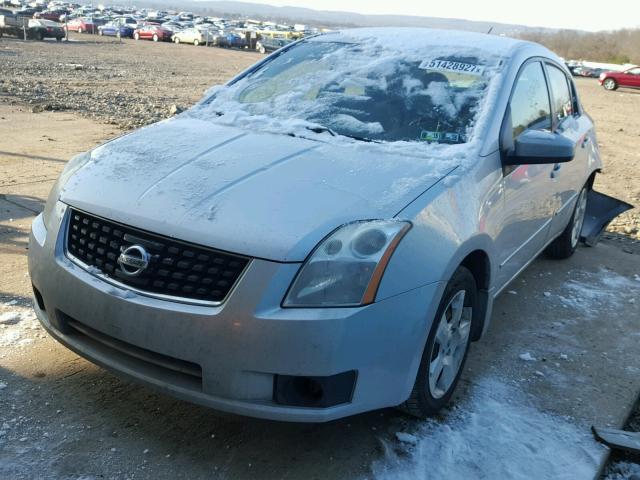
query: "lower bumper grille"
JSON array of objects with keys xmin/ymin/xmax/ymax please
[
  {"xmin": 58, "ymin": 311, "xmax": 203, "ymax": 392},
  {"xmin": 65, "ymin": 208, "xmax": 250, "ymax": 305}
]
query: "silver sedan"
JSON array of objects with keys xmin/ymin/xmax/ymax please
[{"xmin": 28, "ymin": 28, "xmax": 630, "ymax": 422}]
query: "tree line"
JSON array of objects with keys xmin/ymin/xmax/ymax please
[{"xmin": 518, "ymin": 29, "xmax": 640, "ymax": 64}]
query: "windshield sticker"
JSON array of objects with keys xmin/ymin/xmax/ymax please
[
  {"xmin": 420, "ymin": 59, "xmax": 485, "ymax": 76},
  {"xmin": 420, "ymin": 130, "xmax": 441, "ymax": 142},
  {"xmin": 420, "ymin": 131, "xmax": 461, "ymax": 143}
]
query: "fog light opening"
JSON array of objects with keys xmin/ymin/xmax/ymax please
[
  {"xmin": 293, "ymin": 376, "xmax": 324, "ymax": 403},
  {"xmin": 273, "ymin": 371, "xmax": 357, "ymax": 408}
]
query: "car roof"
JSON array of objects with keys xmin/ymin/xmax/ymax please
[{"xmin": 310, "ymin": 27, "xmax": 551, "ymax": 59}]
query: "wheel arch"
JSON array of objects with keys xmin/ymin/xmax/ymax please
[{"xmin": 459, "ymin": 249, "xmax": 491, "ymax": 341}]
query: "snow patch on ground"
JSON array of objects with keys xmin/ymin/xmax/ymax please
[
  {"xmin": 556, "ymin": 269, "xmax": 639, "ymax": 318},
  {"xmin": 0, "ymin": 301, "xmax": 43, "ymax": 349},
  {"xmin": 373, "ymin": 377, "xmax": 602, "ymax": 479},
  {"xmin": 604, "ymin": 461, "xmax": 640, "ymax": 480}
]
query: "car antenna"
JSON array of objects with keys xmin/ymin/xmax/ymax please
[{"xmin": 487, "ymin": 27, "xmax": 494, "ymax": 34}]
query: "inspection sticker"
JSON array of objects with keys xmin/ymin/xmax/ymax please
[
  {"xmin": 419, "ymin": 59, "xmax": 485, "ymax": 76},
  {"xmin": 420, "ymin": 130, "xmax": 441, "ymax": 142}
]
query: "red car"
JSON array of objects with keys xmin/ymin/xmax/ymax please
[
  {"xmin": 133, "ymin": 25, "xmax": 172, "ymax": 42},
  {"xmin": 599, "ymin": 66, "xmax": 640, "ymax": 91},
  {"xmin": 64, "ymin": 18, "xmax": 97, "ymax": 34},
  {"xmin": 33, "ymin": 11, "xmax": 64, "ymax": 22}
]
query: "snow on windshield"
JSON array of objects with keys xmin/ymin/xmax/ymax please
[{"xmin": 192, "ymin": 31, "xmax": 508, "ymax": 149}]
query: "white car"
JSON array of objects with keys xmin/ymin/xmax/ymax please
[{"xmin": 172, "ymin": 27, "xmax": 213, "ymax": 46}]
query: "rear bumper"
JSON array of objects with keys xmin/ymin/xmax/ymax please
[{"xmin": 29, "ymin": 207, "xmax": 444, "ymax": 422}]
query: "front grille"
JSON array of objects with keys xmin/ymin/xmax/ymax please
[{"xmin": 66, "ymin": 208, "xmax": 250, "ymax": 304}]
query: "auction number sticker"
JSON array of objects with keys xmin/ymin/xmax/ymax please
[{"xmin": 420, "ymin": 59, "xmax": 485, "ymax": 76}]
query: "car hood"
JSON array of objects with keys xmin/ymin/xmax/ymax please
[{"xmin": 61, "ymin": 117, "xmax": 458, "ymax": 262}]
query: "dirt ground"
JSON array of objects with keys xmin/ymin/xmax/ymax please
[{"xmin": 1, "ymin": 35, "xmax": 639, "ymax": 479}]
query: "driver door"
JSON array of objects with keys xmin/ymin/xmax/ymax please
[{"xmin": 494, "ymin": 60, "xmax": 556, "ymax": 289}]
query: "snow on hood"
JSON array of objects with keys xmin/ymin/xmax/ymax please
[{"xmin": 60, "ymin": 117, "xmax": 463, "ymax": 261}]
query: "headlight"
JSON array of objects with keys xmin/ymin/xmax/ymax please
[
  {"xmin": 283, "ymin": 220, "xmax": 411, "ymax": 307},
  {"xmin": 42, "ymin": 151, "xmax": 92, "ymax": 228}
]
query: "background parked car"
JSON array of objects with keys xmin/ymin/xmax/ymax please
[
  {"xmin": 599, "ymin": 66, "xmax": 640, "ymax": 91},
  {"xmin": 98, "ymin": 22, "xmax": 134, "ymax": 38},
  {"xmin": 28, "ymin": 18, "xmax": 64, "ymax": 40},
  {"xmin": 133, "ymin": 24, "xmax": 172, "ymax": 42},
  {"xmin": 255, "ymin": 36, "xmax": 294, "ymax": 54},
  {"xmin": 33, "ymin": 10, "xmax": 64, "ymax": 22},
  {"xmin": 172, "ymin": 27, "xmax": 210, "ymax": 45},
  {"xmin": 64, "ymin": 17, "xmax": 97, "ymax": 34}
]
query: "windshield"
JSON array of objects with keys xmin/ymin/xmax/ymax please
[{"xmin": 201, "ymin": 39, "xmax": 502, "ymax": 144}]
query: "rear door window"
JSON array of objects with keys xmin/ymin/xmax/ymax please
[
  {"xmin": 510, "ymin": 61, "xmax": 551, "ymax": 140},
  {"xmin": 546, "ymin": 64, "xmax": 574, "ymax": 124}
]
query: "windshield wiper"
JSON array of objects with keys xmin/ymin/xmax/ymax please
[
  {"xmin": 340, "ymin": 133, "xmax": 381, "ymax": 143},
  {"xmin": 305, "ymin": 126, "xmax": 336, "ymax": 136},
  {"xmin": 305, "ymin": 126, "xmax": 381, "ymax": 143}
]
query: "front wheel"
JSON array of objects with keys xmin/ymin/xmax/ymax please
[
  {"xmin": 174, "ymin": 37, "xmax": 180, "ymax": 44},
  {"xmin": 152, "ymin": 34, "xmax": 158, "ymax": 42},
  {"xmin": 546, "ymin": 186, "xmax": 588, "ymax": 259},
  {"xmin": 134, "ymin": 32, "xmax": 139, "ymax": 40},
  {"xmin": 603, "ymin": 78, "xmax": 618, "ymax": 91},
  {"xmin": 400, "ymin": 266, "xmax": 476, "ymax": 418},
  {"xmin": 193, "ymin": 39, "xmax": 199, "ymax": 46}
]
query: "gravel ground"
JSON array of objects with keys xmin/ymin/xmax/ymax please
[{"xmin": 0, "ymin": 33, "xmax": 262, "ymax": 129}]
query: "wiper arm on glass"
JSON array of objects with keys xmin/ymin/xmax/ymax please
[
  {"xmin": 305, "ymin": 126, "xmax": 336, "ymax": 136},
  {"xmin": 340, "ymin": 133, "xmax": 381, "ymax": 143},
  {"xmin": 305, "ymin": 126, "xmax": 381, "ymax": 143}
]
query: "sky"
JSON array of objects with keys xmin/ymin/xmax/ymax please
[{"xmin": 231, "ymin": 0, "xmax": 640, "ymax": 31}]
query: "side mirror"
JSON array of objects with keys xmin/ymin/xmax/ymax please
[{"xmin": 504, "ymin": 129, "xmax": 575, "ymax": 166}]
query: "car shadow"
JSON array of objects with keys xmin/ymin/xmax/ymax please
[
  {"xmin": 0, "ymin": 150, "xmax": 68, "ymax": 163},
  {"xmin": 0, "ymin": 194, "xmax": 44, "ymax": 219}
]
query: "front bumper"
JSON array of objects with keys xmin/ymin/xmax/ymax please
[{"xmin": 28, "ymin": 208, "xmax": 444, "ymax": 422}]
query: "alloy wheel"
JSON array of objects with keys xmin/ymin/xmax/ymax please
[
  {"xmin": 604, "ymin": 79, "xmax": 616, "ymax": 90},
  {"xmin": 428, "ymin": 290, "xmax": 472, "ymax": 399}
]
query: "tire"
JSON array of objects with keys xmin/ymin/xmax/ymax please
[
  {"xmin": 400, "ymin": 266, "xmax": 477, "ymax": 418},
  {"xmin": 77, "ymin": 27, "xmax": 83, "ymax": 34},
  {"xmin": 152, "ymin": 34, "xmax": 158, "ymax": 42},
  {"xmin": 174, "ymin": 37, "xmax": 180, "ymax": 44},
  {"xmin": 98, "ymin": 29, "xmax": 103, "ymax": 36},
  {"xmin": 258, "ymin": 45, "xmax": 266, "ymax": 54},
  {"xmin": 546, "ymin": 185, "xmax": 589, "ymax": 259},
  {"xmin": 56, "ymin": 36, "xmax": 62, "ymax": 42},
  {"xmin": 38, "ymin": 31, "xmax": 44, "ymax": 41},
  {"xmin": 603, "ymin": 78, "xmax": 618, "ymax": 91},
  {"xmin": 193, "ymin": 39, "xmax": 199, "ymax": 46},
  {"xmin": 134, "ymin": 32, "xmax": 139, "ymax": 40}
]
